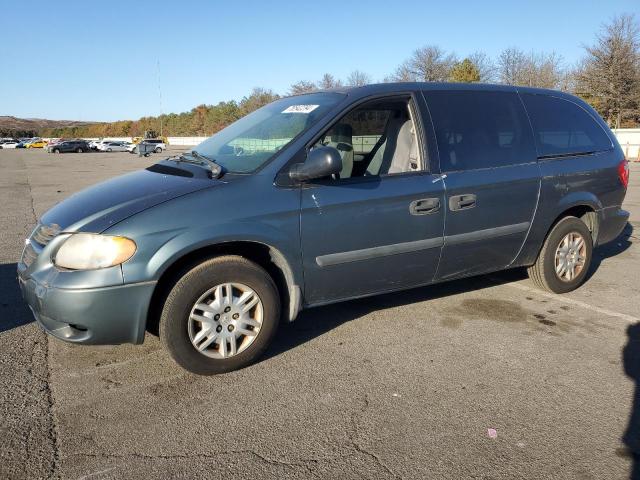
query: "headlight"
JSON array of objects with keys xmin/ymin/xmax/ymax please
[{"xmin": 53, "ymin": 233, "xmax": 136, "ymax": 270}]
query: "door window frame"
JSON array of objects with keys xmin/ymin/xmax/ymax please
[{"xmin": 280, "ymin": 92, "xmax": 434, "ymax": 187}]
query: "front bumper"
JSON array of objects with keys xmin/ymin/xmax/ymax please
[{"xmin": 18, "ymin": 275, "xmax": 156, "ymax": 345}]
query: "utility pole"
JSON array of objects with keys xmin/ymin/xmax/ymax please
[{"xmin": 157, "ymin": 59, "xmax": 163, "ymax": 137}]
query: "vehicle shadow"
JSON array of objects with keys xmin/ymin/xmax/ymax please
[
  {"xmin": 623, "ymin": 323, "xmax": 640, "ymax": 480},
  {"xmin": 265, "ymin": 223, "xmax": 635, "ymax": 362},
  {"xmin": 265, "ymin": 268, "xmax": 526, "ymax": 361},
  {"xmin": 0, "ymin": 263, "xmax": 34, "ymax": 334}
]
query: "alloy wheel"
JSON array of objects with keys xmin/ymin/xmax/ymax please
[
  {"xmin": 554, "ymin": 232, "xmax": 587, "ymax": 282},
  {"xmin": 187, "ymin": 282, "xmax": 263, "ymax": 359}
]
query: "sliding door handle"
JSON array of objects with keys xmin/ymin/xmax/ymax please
[
  {"xmin": 410, "ymin": 198, "xmax": 441, "ymax": 215},
  {"xmin": 449, "ymin": 194, "xmax": 476, "ymax": 211}
]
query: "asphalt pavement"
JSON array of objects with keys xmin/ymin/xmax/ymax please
[{"xmin": 1, "ymin": 147, "xmax": 639, "ymax": 479}]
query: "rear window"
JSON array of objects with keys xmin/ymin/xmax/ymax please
[
  {"xmin": 424, "ymin": 90, "xmax": 536, "ymax": 172},
  {"xmin": 520, "ymin": 93, "xmax": 612, "ymax": 158}
]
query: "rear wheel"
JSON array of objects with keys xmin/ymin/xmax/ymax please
[
  {"xmin": 159, "ymin": 255, "xmax": 280, "ymax": 375},
  {"xmin": 528, "ymin": 216, "xmax": 593, "ymax": 293},
  {"xmin": 53, "ymin": 148, "xmax": 60, "ymax": 154}
]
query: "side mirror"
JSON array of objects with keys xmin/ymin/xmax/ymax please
[{"xmin": 289, "ymin": 146, "xmax": 343, "ymax": 182}]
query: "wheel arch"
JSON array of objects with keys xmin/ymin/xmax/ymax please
[
  {"xmin": 146, "ymin": 240, "xmax": 302, "ymax": 336},
  {"xmin": 516, "ymin": 197, "xmax": 600, "ymax": 267},
  {"xmin": 548, "ymin": 200, "xmax": 600, "ymax": 244}
]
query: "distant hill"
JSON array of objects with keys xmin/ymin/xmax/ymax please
[{"xmin": 0, "ymin": 116, "xmax": 95, "ymax": 135}]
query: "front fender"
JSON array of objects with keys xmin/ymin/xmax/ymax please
[{"xmin": 150, "ymin": 221, "xmax": 300, "ymax": 282}]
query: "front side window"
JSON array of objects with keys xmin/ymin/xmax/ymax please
[
  {"xmin": 424, "ymin": 90, "xmax": 536, "ymax": 172},
  {"xmin": 520, "ymin": 93, "xmax": 612, "ymax": 158},
  {"xmin": 310, "ymin": 97, "xmax": 423, "ymax": 179},
  {"xmin": 194, "ymin": 92, "xmax": 344, "ymax": 173}
]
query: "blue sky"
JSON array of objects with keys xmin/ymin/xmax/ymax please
[{"xmin": 1, "ymin": 0, "xmax": 637, "ymax": 121}]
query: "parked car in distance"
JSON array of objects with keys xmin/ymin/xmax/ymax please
[
  {"xmin": 26, "ymin": 139, "xmax": 47, "ymax": 148},
  {"xmin": 48, "ymin": 140, "xmax": 90, "ymax": 153},
  {"xmin": 16, "ymin": 138, "xmax": 34, "ymax": 148},
  {"xmin": 18, "ymin": 83, "xmax": 629, "ymax": 375},
  {"xmin": 0, "ymin": 140, "xmax": 19, "ymax": 149},
  {"xmin": 98, "ymin": 141, "xmax": 130, "ymax": 152},
  {"xmin": 128, "ymin": 139, "xmax": 166, "ymax": 154},
  {"xmin": 90, "ymin": 139, "xmax": 116, "ymax": 150}
]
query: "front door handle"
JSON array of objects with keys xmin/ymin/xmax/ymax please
[
  {"xmin": 410, "ymin": 198, "xmax": 441, "ymax": 215},
  {"xmin": 449, "ymin": 194, "xmax": 476, "ymax": 211}
]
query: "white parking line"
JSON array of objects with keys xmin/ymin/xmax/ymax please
[{"xmin": 504, "ymin": 280, "xmax": 639, "ymax": 325}]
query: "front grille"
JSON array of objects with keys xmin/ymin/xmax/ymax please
[{"xmin": 21, "ymin": 223, "xmax": 61, "ymax": 267}]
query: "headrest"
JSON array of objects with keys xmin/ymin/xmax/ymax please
[{"xmin": 331, "ymin": 123, "xmax": 353, "ymax": 144}]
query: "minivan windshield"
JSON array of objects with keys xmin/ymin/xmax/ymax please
[{"xmin": 192, "ymin": 92, "xmax": 344, "ymax": 173}]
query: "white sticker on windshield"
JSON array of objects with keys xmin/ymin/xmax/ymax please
[{"xmin": 282, "ymin": 104, "xmax": 319, "ymax": 114}]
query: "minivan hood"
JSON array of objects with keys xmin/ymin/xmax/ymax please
[{"xmin": 40, "ymin": 161, "xmax": 221, "ymax": 233}]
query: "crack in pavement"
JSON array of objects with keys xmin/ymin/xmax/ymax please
[
  {"xmin": 347, "ymin": 392, "xmax": 403, "ymax": 479},
  {"xmin": 44, "ymin": 336, "xmax": 61, "ymax": 479},
  {"xmin": 23, "ymin": 154, "xmax": 60, "ymax": 479}
]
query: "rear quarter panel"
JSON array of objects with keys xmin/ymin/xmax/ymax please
[{"xmin": 516, "ymin": 148, "xmax": 625, "ymax": 265}]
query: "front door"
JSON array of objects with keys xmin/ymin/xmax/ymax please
[{"xmin": 299, "ymin": 95, "xmax": 445, "ymax": 305}]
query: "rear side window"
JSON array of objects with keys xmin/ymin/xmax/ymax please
[
  {"xmin": 424, "ymin": 90, "xmax": 536, "ymax": 172},
  {"xmin": 520, "ymin": 93, "xmax": 612, "ymax": 158}
]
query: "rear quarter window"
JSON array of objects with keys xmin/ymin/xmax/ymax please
[
  {"xmin": 519, "ymin": 93, "xmax": 612, "ymax": 158},
  {"xmin": 424, "ymin": 90, "xmax": 536, "ymax": 172}
]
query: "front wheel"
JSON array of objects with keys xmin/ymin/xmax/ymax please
[
  {"xmin": 53, "ymin": 148, "xmax": 60, "ymax": 154},
  {"xmin": 154, "ymin": 147, "xmax": 162, "ymax": 153},
  {"xmin": 160, "ymin": 255, "xmax": 280, "ymax": 375},
  {"xmin": 76, "ymin": 147, "xmax": 84, "ymax": 153},
  {"xmin": 527, "ymin": 216, "xmax": 593, "ymax": 294}
]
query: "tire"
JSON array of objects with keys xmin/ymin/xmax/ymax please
[
  {"xmin": 76, "ymin": 147, "xmax": 83, "ymax": 153},
  {"xmin": 107, "ymin": 148, "xmax": 112, "ymax": 152},
  {"xmin": 154, "ymin": 147, "xmax": 162, "ymax": 153},
  {"xmin": 527, "ymin": 216, "xmax": 593, "ymax": 294},
  {"xmin": 53, "ymin": 148, "xmax": 60, "ymax": 154},
  {"xmin": 159, "ymin": 255, "xmax": 281, "ymax": 375}
]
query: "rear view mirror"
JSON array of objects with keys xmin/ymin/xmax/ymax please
[{"xmin": 289, "ymin": 146, "xmax": 342, "ymax": 182}]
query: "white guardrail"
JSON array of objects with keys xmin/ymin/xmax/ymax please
[
  {"xmin": 52, "ymin": 128, "xmax": 640, "ymax": 160},
  {"xmin": 612, "ymin": 128, "xmax": 640, "ymax": 161}
]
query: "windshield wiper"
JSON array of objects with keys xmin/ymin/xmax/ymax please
[{"xmin": 170, "ymin": 151, "xmax": 223, "ymax": 178}]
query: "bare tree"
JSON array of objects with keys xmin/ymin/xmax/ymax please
[
  {"xmin": 318, "ymin": 73, "xmax": 342, "ymax": 90},
  {"xmin": 390, "ymin": 45, "xmax": 457, "ymax": 82},
  {"xmin": 498, "ymin": 47, "xmax": 566, "ymax": 89},
  {"xmin": 410, "ymin": 45, "xmax": 457, "ymax": 81},
  {"xmin": 346, "ymin": 70, "xmax": 372, "ymax": 86},
  {"xmin": 388, "ymin": 61, "xmax": 416, "ymax": 82},
  {"xmin": 575, "ymin": 13, "xmax": 640, "ymax": 127},
  {"xmin": 525, "ymin": 51, "xmax": 565, "ymax": 89},
  {"xmin": 498, "ymin": 47, "xmax": 528, "ymax": 85},
  {"xmin": 468, "ymin": 51, "xmax": 496, "ymax": 83},
  {"xmin": 288, "ymin": 80, "xmax": 317, "ymax": 96}
]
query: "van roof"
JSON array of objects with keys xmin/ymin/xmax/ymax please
[{"xmin": 318, "ymin": 82, "xmax": 571, "ymax": 99}]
